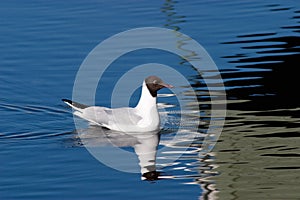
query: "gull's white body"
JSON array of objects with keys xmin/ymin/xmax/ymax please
[{"xmin": 64, "ymin": 81, "xmax": 161, "ymax": 132}]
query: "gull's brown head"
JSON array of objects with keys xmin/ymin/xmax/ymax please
[{"xmin": 145, "ymin": 76, "xmax": 173, "ymax": 97}]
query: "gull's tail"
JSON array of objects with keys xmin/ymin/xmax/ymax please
[
  {"xmin": 62, "ymin": 99, "xmax": 89, "ymax": 112},
  {"xmin": 62, "ymin": 99, "xmax": 103, "ymax": 127}
]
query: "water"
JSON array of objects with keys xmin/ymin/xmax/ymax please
[{"xmin": 0, "ymin": 0, "xmax": 299, "ymax": 199}]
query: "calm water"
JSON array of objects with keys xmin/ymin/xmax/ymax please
[{"xmin": 1, "ymin": 0, "xmax": 300, "ymax": 199}]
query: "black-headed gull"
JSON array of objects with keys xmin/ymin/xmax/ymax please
[{"xmin": 62, "ymin": 76, "xmax": 173, "ymax": 132}]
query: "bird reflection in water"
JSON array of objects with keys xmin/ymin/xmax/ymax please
[{"xmin": 74, "ymin": 125, "xmax": 161, "ymax": 181}]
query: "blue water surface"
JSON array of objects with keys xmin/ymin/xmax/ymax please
[{"xmin": 1, "ymin": 0, "xmax": 299, "ymax": 199}]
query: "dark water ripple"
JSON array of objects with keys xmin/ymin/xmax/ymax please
[
  {"xmin": 0, "ymin": 103, "xmax": 68, "ymax": 115},
  {"xmin": 0, "ymin": 102, "xmax": 72, "ymax": 141},
  {"xmin": 157, "ymin": 1, "xmax": 300, "ymax": 198},
  {"xmin": 213, "ymin": 3, "xmax": 300, "ymax": 199}
]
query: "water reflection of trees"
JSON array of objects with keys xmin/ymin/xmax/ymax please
[
  {"xmin": 214, "ymin": 108, "xmax": 300, "ymax": 199},
  {"xmin": 215, "ymin": 7, "xmax": 300, "ymax": 200},
  {"xmin": 162, "ymin": 1, "xmax": 300, "ymax": 199}
]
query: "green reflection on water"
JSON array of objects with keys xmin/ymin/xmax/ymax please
[{"xmin": 213, "ymin": 107, "xmax": 300, "ymax": 199}]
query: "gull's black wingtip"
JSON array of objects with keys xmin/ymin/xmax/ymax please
[
  {"xmin": 62, "ymin": 99, "xmax": 89, "ymax": 109},
  {"xmin": 62, "ymin": 99, "xmax": 72, "ymax": 104}
]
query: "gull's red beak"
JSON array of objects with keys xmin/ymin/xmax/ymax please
[{"xmin": 161, "ymin": 82, "xmax": 174, "ymax": 88}]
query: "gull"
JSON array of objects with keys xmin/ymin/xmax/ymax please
[{"xmin": 62, "ymin": 76, "xmax": 173, "ymax": 132}]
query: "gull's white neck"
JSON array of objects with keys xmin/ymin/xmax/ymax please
[{"xmin": 135, "ymin": 81, "xmax": 157, "ymax": 111}]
